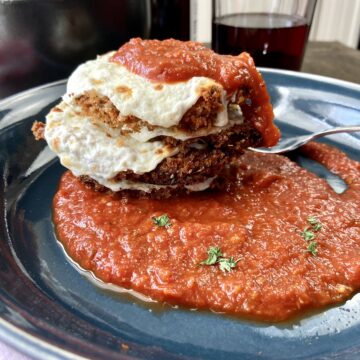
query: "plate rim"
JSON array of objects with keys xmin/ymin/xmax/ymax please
[
  {"xmin": 259, "ymin": 68, "xmax": 360, "ymax": 91},
  {"xmin": 0, "ymin": 69, "xmax": 360, "ymax": 360},
  {"xmin": 0, "ymin": 318, "xmax": 87, "ymax": 360}
]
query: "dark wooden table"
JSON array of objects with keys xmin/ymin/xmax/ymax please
[{"xmin": 301, "ymin": 41, "xmax": 360, "ymax": 84}]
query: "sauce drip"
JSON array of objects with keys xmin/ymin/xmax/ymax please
[
  {"xmin": 53, "ymin": 143, "xmax": 360, "ymax": 322},
  {"xmin": 111, "ymin": 38, "xmax": 279, "ymax": 147}
]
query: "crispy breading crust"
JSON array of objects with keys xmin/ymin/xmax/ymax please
[
  {"xmin": 79, "ymin": 173, "xmax": 230, "ymax": 199},
  {"xmin": 31, "ymin": 86, "xmax": 262, "ymax": 196},
  {"xmin": 31, "ymin": 121, "xmax": 45, "ymax": 141},
  {"xmin": 114, "ymin": 124, "xmax": 261, "ymax": 185},
  {"xmin": 73, "ymin": 86, "xmax": 224, "ymax": 133},
  {"xmin": 31, "ymin": 119, "xmax": 261, "ymax": 193}
]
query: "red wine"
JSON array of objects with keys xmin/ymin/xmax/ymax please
[{"xmin": 212, "ymin": 13, "xmax": 310, "ymax": 71}]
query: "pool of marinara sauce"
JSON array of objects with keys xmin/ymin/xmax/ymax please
[{"xmin": 53, "ymin": 142, "xmax": 360, "ymax": 322}]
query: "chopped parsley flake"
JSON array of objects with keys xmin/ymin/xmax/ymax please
[
  {"xmin": 199, "ymin": 246, "xmax": 240, "ymax": 272},
  {"xmin": 300, "ymin": 227, "xmax": 315, "ymax": 241},
  {"xmin": 152, "ymin": 214, "xmax": 172, "ymax": 228},
  {"xmin": 306, "ymin": 241, "xmax": 318, "ymax": 256},
  {"xmin": 200, "ymin": 246, "xmax": 223, "ymax": 265},
  {"xmin": 218, "ymin": 257, "xmax": 241, "ymax": 273},
  {"xmin": 300, "ymin": 216, "xmax": 323, "ymax": 256},
  {"xmin": 307, "ymin": 216, "xmax": 322, "ymax": 231}
]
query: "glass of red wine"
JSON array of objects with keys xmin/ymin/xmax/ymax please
[{"xmin": 212, "ymin": 0, "xmax": 317, "ymax": 71}]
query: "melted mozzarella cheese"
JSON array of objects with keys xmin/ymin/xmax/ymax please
[
  {"xmin": 45, "ymin": 102, "xmax": 178, "ymax": 180},
  {"xmin": 65, "ymin": 52, "xmax": 229, "ymax": 128},
  {"xmin": 126, "ymin": 116, "xmax": 243, "ymax": 143},
  {"xmin": 185, "ymin": 177, "xmax": 216, "ymax": 192},
  {"xmin": 64, "ymin": 92, "xmax": 243, "ymax": 143},
  {"xmin": 91, "ymin": 175, "xmax": 216, "ymax": 193}
]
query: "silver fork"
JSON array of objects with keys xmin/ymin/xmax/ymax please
[{"xmin": 250, "ymin": 126, "xmax": 360, "ymax": 154}]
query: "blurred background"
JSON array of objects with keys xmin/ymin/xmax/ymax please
[{"xmin": 0, "ymin": 0, "xmax": 359, "ymax": 99}]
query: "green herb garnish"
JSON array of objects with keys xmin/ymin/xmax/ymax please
[
  {"xmin": 299, "ymin": 216, "xmax": 323, "ymax": 256},
  {"xmin": 152, "ymin": 214, "xmax": 172, "ymax": 228},
  {"xmin": 199, "ymin": 247, "xmax": 240, "ymax": 272},
  {"xmin": 300, "ymin": 227, "xmax": 315, "ymax": 241},
  {"xmin": 200, "ymin": 246, "xmax": 223, "ymax": 265},
  {"xmin": 306, "ymin": 241, "xmax": 318, "ymax": 256},
  {"xmin": 307, "ymin": 216, "xmax": 322, "ymax": 231},
  {"xmin": 218, "ymin": 257, "xmax": 241, "ymax": 273},
  {"xmin": 297, "ymin": 216, "xmax": 323, "ymax": 256}
]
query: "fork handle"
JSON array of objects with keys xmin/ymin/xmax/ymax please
[{"xmin": 312, "ymin": 126, "xmax": 360, "ymax": 139}]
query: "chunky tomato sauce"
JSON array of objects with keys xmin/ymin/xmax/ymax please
[
  {"xmin": 111, "ymin": 38, "xmax": 279, "ymax": 147},
  {"xmin": 53, "ymin": 143, "xmax": 360, "ymax": 322}
]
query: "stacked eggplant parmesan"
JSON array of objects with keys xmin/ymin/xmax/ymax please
[{"xmin": 33, "ymin": 38, "xmax": 280, "ymax": 196}]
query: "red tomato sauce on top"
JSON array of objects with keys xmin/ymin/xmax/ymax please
[
  {"xmin": 111, "ymin": 38, "xmax": 279, "ymax": 147},
  {"xmin": 53, "ymin": 143, "xmax": 360, "ymax": 322},
  {"xmin": 112, "ymin": 38, "xmax": 260, "ymax": 93}
]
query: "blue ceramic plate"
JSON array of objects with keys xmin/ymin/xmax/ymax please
[{"xmin": 0, "ymin": 70, "xmax": 360, "ymax": 360}]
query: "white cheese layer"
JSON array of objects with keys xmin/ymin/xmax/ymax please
[
  {"xmin": 65, "ymin": 52, "xmax": 229, "ymax": 128},
  {"xmin": 63, "ymin": 92, "xmax": 243, "ymax": 143},
  {"xmin": 126, "ymin": 116, "xmax": 243, "ymax": 143},
  {"xmin": 91, "ymin": 175, "xmax": 216, "ymax": 193},
  {"xmin": 45, "ymin": 102, "xmax": 178, "ymax": 180}
]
